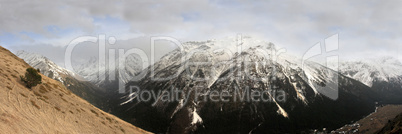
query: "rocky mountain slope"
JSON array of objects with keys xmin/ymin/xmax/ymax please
[
  {"xmin": 16, "ymin": 51, "xmax": 110, "ymax": 111},
  {"xmin": 339, "ymin": 57, "xmax": 402, "ymax": 103},
  {"xmin": 0, "ymin": 46, "xmax": 149, "ymax": 133},
  {"xmin": 119, "ymin": 36, "xmax": 377, "ymax": 133}
]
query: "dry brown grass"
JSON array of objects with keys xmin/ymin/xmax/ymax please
[
  {"xmin": 120, "ymin": 127, "xmax": 125, "ymax": 133},
  {"xmin": 90, "ymin": 109, "xmax": 99, "ymax": 116},
  {"xmin": 106, "ymin": 117, "xmax": 112, "ymax": 123},
  {"xmin": 33, "ymin": 91, "xmax": 42, "ymax": 97},
  {"xmin": 38, "ymin": 85, "xmax": 48, "ymax": 93},
  {"xmin": 43, "ymin": 83, "xmax": 52, "ymax": 90},
  {"xmin": 10, "ymin": 74, "xmax": 17, "ymax": 78},
  {"xmin": 80, "ymin": 108, "xmax": 86, "ymax": 112},
  {"xmin": 38, "ymin": 97, "xmax": 49, "ymax": 104},
  {"xmin": 19, "ymin": 92, "xmax": 27, "ymax": 98},
  {"xmin": 61, "ymin": 97, "xmax": 68, "ymax": 103},
  {"xmin": 54, "ymin": 106, "xmax": 61, "ymax": 111},
  {"xmin": 30, "ymin": 100, "xmax": 40, "ymax": 109}
]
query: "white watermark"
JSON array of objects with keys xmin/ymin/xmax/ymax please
[
  {"xmin": 121, "ymin": 85, "xmax": 287, "ymax": 105},
  {"xmin": 64, "ymin": 34, "xmax": 339, "ymax": 103}
]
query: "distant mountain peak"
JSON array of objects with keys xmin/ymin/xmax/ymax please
[
  {"xmin": 15, "ymin": 50, "xmax": 76, "ymax": 84},
  {"xmin": 74, "ymin": 54, "xmax": 143, "ymax": 86},
  {"xmin": 339, "ymin": 56, "xmax": 402, "ymax": 87}
]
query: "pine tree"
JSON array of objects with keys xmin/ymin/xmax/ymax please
[{"xmin": 20, "ymin": 67, "xmax": 42, "ymax": 89}]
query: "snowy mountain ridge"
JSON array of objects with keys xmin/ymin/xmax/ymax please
[
  {"xmin": 339, "ymin": 56, "xmax": 402, "ymax": 87},
  {"xmin": 16, "ymin": 50, "xmax": 78, "ymax": 84},
  {"xmin": 75, "ymin": 54, "xmax": 143, "ymax": 86}
]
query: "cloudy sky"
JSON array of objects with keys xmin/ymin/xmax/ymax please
[{"xmin": 1, "ymin": 0, "xmax": 401, "ymax": 66}]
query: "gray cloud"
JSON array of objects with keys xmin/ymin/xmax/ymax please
[
  {"xmin": 1, "ymin": 0, "xmax": 402, "ymax": 63},
  {"xmin": 8, "ymin": 35, "xmax": 177, "ymax": 68}
]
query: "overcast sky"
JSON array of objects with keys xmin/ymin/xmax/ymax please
[{"xmin": 1, "ymin": 0, "xmax": 401, "ymax": 67}]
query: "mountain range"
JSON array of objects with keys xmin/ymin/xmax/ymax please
[
  {"xmin": 120, "ymin": 36, "xmax": 379, "ymax": 133},
  {"xmin": 13, "ymin": 36, "xmax": 402, "ymax": 133}
]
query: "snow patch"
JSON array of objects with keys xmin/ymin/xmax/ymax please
[{"xmin": 191, "ymin": 108, "xmax": 203, "ymax": 125}]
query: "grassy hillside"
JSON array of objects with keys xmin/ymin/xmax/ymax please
[
  {"xmin": 334, "ymin": 105, "xmax": 402, "ymax": 133},
  {"xmin": 376, "ymin": 112, "xmax": 402, "ymax": 134},
  {"xmin": 0, "ymin": 46, "xmax": 150, "ymax": 134}
]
